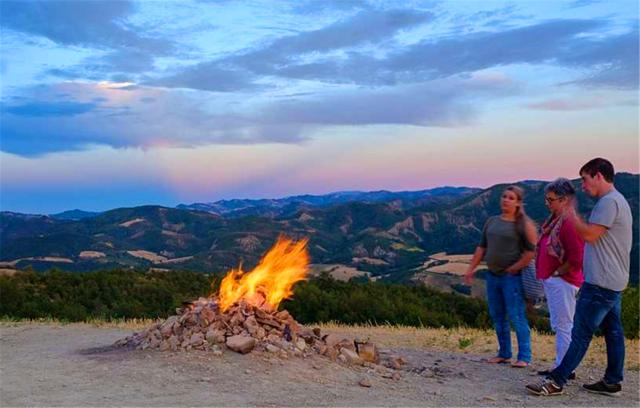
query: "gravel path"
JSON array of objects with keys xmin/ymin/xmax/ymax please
[{"xmin": 1, "ymin": 324, "xmax": 637, "ymax": 407}]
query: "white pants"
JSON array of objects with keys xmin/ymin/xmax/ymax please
[{"xmin": 543, "ymin": 277, "xmax": 579, "ymax": 368}]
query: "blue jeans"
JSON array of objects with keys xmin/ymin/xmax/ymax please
[
  {"xmin": 550, "ymin": 283, "xmax": 625, "ymax": 386},
  {"xmin": 486, "ymin": 272, "xmax": 532, "ymax": 362}
]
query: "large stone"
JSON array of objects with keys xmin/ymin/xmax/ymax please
[
  {"xmin": 356, "ymin": 342, "xmax": 379, "ymax": 364},
  {"xmin": 265, "ymin": 344, "xmax": 280, "ymax": 353},
  {"xmin": 244, "ymin": 316, "xmax": 259, "ymax": 336},
  {"xmin": 340, "ymin": 348, "xmax": 364, "ymax": 365},
  {"xmin": 190, "ymin": 333, "xmax": 204, "ymax": 347},
  {"xmin": 388, "ymin": 355, "xmax": 406, "ymax": 370},
  {"xmin": 295, "ymin": 338, "xmax": 307, "ymax": 351},
  {"xmin": 226, "ymin": 335, "xmax": 256, "ymax": 354},
  {"xmin": 322, "ymin": 334, "xmax": 344, "ymax": 349},
  {"xmin": 230, "ymin": 312, "xmax": 244, "ymax": 326},
  {"xmin": 336, "ymin": 339, "xmax": 356, "ymax": 352},
  {"xmin": 200, "ymin": 307, "xmax": 216, "ymax": 325},
  {"xmin": 206, "ymin": 329, "xmax": 225, "ymax": 344},
  {"xmin": 159, "ymin": 339, "xmax": 171, "ymax": 351},
  {"xmin": 168, "ymin": 335, "xmax": 179, "ymax": 351},
  {"xmin": 358, "ymin": 378, "xmax": 372, "ymax": 388},
  {"xmin": 149, "ymin": 337, "xmax": 160, "ymax": 348},
  {"xmin": 275, "ymin": 310, "xmax": 291, "ymax": 321},
  {"xmin": 160, "ymin": 316, "xmax": 178, "ymax": 336},
  {"xmin": 298, "ymin": 327, "xmax": 317, "ymax": 342},
  {"xmin": 325, "ymin": 346, "xmax": 338, "ymax": 361}
]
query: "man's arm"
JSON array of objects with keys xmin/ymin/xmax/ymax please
[{"xmin": 566, "ymin": 206, "xmax": 608, "ymax": 244}]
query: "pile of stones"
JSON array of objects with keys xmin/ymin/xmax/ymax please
[{"xmin": 116, "ymin": 297, "xmax": 406, "ymax": 374}]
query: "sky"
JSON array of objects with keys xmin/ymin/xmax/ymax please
[{"xmin": 0, "ymin": 0, "xmax": 638, "ymax": 214}]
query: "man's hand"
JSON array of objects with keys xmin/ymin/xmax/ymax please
[
  {"xmin": 565, "ymin": 205, "xmax": 608, "ymax": 243},
  {"xmin": 564, "ymin": 203, "xmax": 578, "ymax": 218}
]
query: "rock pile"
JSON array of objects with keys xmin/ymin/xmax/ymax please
[{"xmin": 116, "ymin": 297, "xmax": 405, "ymax": 373}]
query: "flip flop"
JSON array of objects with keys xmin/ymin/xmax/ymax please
[
  {"xmin": 511, "ymin": 360, "xmax": 529, "ymax": 368},
  {"xmin": 487, "ymin": 356, "xmax": 511, "ymax": 364}
]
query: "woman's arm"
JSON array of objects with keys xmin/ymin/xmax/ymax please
[
  {"xmin": 505, "ymin": 250, "xmax": 535, "ymax": 274},
  {"xmin": 464, "ymin": 246, "xmax": 486, "ymax": 284},
  {"xmin": 505, "ymin": 220, "xmax": 538, "ymax": 274},
  {"xmin": 557, "ymin": 217, "xmax": 584, "ymax": 274}
]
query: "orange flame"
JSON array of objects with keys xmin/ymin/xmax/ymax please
[{"xmin": 217, "ymin": 237, "xmax": 309, "ymax": 312}]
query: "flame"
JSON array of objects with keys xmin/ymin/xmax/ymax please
[{"xmin": 217, "ymin": 236, "xmax": 309, "ymax": 312}]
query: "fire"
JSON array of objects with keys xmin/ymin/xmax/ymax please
[{"xmin": 217, "ymin": 236, "xmax": 309, "ymax": 312}]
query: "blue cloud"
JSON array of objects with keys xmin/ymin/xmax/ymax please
[
  {"xmin": 151, "ymin": 8, "xmax": 433, "ymax": 91},
  {"xmin": 3, "ymin": 101, "xmax": 98, "ymax": 117},
  {"xmin": 559, "ymin": 27, "xmax": 639, "ymax": 89},
  {"xmin": 0, "ymin": 0, "xmax": 170, "ymax": 52},
  {"xmin": 151, "ymin": 16, "xmax": 637, "ymax": 91},
  {"xmin": 0, "ymin": 73, "xmax": 518, "ymax": 157},
  {"xmin": 148, "ymin": 65, "xmax": 260, "ymax": 92},
  {"xmin": 1, "ymin": 0, "xmax": 173, "ymax": 77},
  {"xmin": 567, "ymin": 0, "xmax": 602, "ymax": 8}
]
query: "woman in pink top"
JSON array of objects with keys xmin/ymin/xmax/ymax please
[{"xmin": 536, "ymin": 178, "xmax": 585, "ymax": 377}]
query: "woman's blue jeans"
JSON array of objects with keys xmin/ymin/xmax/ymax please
[
  {"xmin": 549, "ymin": 282, "xmax": 625, "ymax": 387},
  {"xmin": 486, "ymin": 272, "xmax": 532, "ymax": 362}
]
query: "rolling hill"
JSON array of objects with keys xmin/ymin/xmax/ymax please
[{"xmin": 1, "ymin": 174, "xmax": 637, "ymax": 285}]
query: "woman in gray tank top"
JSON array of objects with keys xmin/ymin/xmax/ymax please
[{"xmin": 465, "ymin": 185, "xmax": 537, "ymax": 367}]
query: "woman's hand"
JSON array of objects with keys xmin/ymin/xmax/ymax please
[
  {"xmin": 505, "ymin": 266, "xmax": 519, "ymax": 275},
  {"xmin": 464, "ymin": 268, "xmax": 475, "ymax": 285}
]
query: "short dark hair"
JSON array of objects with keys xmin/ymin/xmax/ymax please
[
  {"xmin": 580, "ymin": 158, "xmax": 614, "ymax": 183},
  {"xmin": 545, "ymin": 177, "xmax": 576, "ymax": 197}
]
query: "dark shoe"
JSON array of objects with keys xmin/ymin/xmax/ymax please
[
  {"xmin": 537, "ymin": 369, "xmax": 576, "ymax": 380},
  {"xmin": 582, "ymin": 380, "xmax": 621, "ymax": 397},
  {"xmin": 526, "ymin": 378, "xmax": 564, "ymax": 396}
]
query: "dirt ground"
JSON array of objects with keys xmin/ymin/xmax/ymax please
[{"xmin": 1, "ymin": 323, "xmax": 638, "ymax": 407}]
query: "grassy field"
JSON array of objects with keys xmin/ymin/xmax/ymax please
[{"xmin": 2, "ymin": 318, "xmax": 637, "ymax": 370}]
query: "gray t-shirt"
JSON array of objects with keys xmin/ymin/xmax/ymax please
[
  {"xmin": 584, "ymin": 189, "xmax": 632, "ymax": 292},
  {"xmin": 479, "ymin": 216, "xmax": 535, "ymax": 275}
]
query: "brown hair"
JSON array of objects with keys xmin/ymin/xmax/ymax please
[
  {"xmin": 503, "ymin": 185, "xmax": 531, "ymax": 239},
  {"xmin": 579, "ymin": 157, "xmax": 615, "ymax": 183}
]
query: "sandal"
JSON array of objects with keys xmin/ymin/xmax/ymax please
[
  {"xmin": 511, "ymin": 360, "xmax": 529, "ymax": 368},
  {"xmin": 487, "ymin": 356, "xmax": 511, "ymax": 364}
]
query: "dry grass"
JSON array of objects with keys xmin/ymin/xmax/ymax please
[
  {"xmin": 2, "ymin": 318, "xmax": 637, "ymax": 370},
  {"xmin": 126, "ymin": 250, "xmax": 168, "ymax": 263},
  {"xmin": 308, "ymin": 264, "xmax": 371, "ymax": 281},
  {"xmin": 429, "ymin": 253, "xmax": 475, "ymax": 263},
  {"xmin": 426, "ymin": 263, "xmax": 469, "ymax": 276},
  {"xmin": 318, "ymin": 322, "xmax": 639, "ymax": 370},
  {"xmin": 0, "ymin": 268, "xmax": 20, "ymax": 276}
]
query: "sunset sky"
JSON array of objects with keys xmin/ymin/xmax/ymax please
[{"xmin": 1, "ymin": 0, "xmax": 638, "ymax": 214}]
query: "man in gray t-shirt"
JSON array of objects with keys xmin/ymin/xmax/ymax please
[
  {"xmin": 527, "ymin": 158, "xmax": 632, "ymax": 397},
  {"xmin": 583, "ymin": 189, "xmax": 632, "ymax": 291}
]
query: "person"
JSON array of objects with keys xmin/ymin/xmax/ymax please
[
  {"xmin": 535, "ymin": 178, "xmax": 584, "ymax": 378},
  {"xmin": 465, "ymin": 185, "xmax": 537, "ymax": 368},
  {"xmin": 526, "ymin": 158, "xmax": 632, "ymax": 397}
]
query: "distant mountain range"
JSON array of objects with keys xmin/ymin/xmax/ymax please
[
  {"xmin": 175, "ymin": 186, "xmax": 481, "ymax": 217},
  {"xmin": 1, "ymin": 174, "xmax": 637, "ymax": 285},
  {"xmin": 50, "ymin": 209, "xmax": 101, "ymax": 221},
  {"xmin": 43, "ymin": 186, "xmax": 481, "ymax": 220}
]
